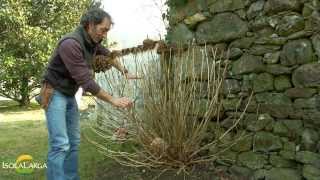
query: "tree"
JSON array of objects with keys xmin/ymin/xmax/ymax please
[{"xmin": 0, "ymin": 0, "xmax": 98, "ymax": 106}]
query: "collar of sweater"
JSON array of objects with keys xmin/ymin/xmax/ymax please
[{"xmin": 76, "ymin": 25, "xmax": 97, "ymax": 50}]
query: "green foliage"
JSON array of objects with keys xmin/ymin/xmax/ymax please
[
  {"xmin": 165, "ymin": 0, "xmax": 188, "ymax": 8},
  {"xmin": 0, "ymin": 0, "xmax": 96, "ymax": 106}
]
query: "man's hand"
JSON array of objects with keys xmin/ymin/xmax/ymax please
[
  {"xmin": 110, "ymin": 97, "xmax": 133, "ymax": 108},
  {"xmin": 96, "ymin": 89, "xmax": 133, "ymax": 108}
]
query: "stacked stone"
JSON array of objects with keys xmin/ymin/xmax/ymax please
[{"xmin": 166, "ymin": 0, "xmax": 320, "ymax": 179}]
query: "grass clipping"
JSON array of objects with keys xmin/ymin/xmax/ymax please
[{"xmin": 86, "ymin": 45, "xmax": 251, "ymax": 173}]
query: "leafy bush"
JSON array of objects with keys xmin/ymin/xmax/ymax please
[{"xmin": 0, "ymin": 0, "xmax": 95, "ymax": 105}]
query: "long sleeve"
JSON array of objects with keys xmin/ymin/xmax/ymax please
[
  {"xmin": 96, "ymin": 43, "xmax": 110, "ymax": 56},
  {"xmin": 58, "ymin": 39, "xmax": 101, "ymax": 95}
]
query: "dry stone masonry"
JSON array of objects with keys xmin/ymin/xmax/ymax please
[{"xmin": 166, "ymin": 0, "xmax": 320, "ymax": 179}]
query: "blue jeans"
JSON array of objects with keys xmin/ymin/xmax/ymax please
[{"xmin": 45, "ymin": 90, "xmax": 80, "ymax": 180}]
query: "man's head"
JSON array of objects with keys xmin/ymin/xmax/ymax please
[{"xmin": 80, "ymin": 8, "xmax": 113, "ymax": 43}]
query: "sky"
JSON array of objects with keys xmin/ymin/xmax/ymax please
[{"xmin": 101, "ymin": 0, "xmax": 167, "ymax": 49}]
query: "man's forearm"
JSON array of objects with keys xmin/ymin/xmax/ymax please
[{"xmin": 95, "ymin": 89, "xmax": 114, "ymax": 104}]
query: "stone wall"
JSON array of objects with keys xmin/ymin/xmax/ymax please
[{"xmin": 165, "ymin": 0, "xmax": 320, "ymax": 179}]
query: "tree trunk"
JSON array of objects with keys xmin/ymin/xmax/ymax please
[
  {"xmin": 19, "ymin": 77, "xmax": 30, "ymax": 107},
  {"xmin": 19, "ymin": 95, "xmax": 30, "ymax": 107}
]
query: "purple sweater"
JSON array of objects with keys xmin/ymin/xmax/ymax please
[{"xmin": 44, "ymin": 39, "xmax": 109, "ymax": 96}]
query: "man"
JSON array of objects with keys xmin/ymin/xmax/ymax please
[{"xmin": 40, "ymin": 8, "xmax": 136, "ymax": 180}]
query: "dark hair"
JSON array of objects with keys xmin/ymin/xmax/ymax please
[{"xmin": 80, "ymin": 8, "xmax": 113, "ymax": 28}]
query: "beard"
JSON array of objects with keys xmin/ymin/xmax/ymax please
[
  {"xmin": 97, "ymin": 39, "xmax": 103, "ymax": 44},
  {"xmin": 90, "ymin": 36, "xmax": 102, "ymax": 44},
  {"xmin": 92, "ymin": 33, "xmax": 104, "ymax": 44}
]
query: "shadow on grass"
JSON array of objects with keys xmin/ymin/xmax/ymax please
[{"xmin": 0, "ymin": 100, "xmax": 40, "ymax": 113}]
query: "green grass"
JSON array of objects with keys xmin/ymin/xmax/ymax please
[
  {"xmin": 0, "ymin": 120, "xmax": 107, "ymax": 180},
  {"xmin": 0, "ymin": 100, "xmax": 40, "ymax": 112},
  {"xmin": 0, "ymin": 100, "xmax": 44, "ymax": 122}
]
